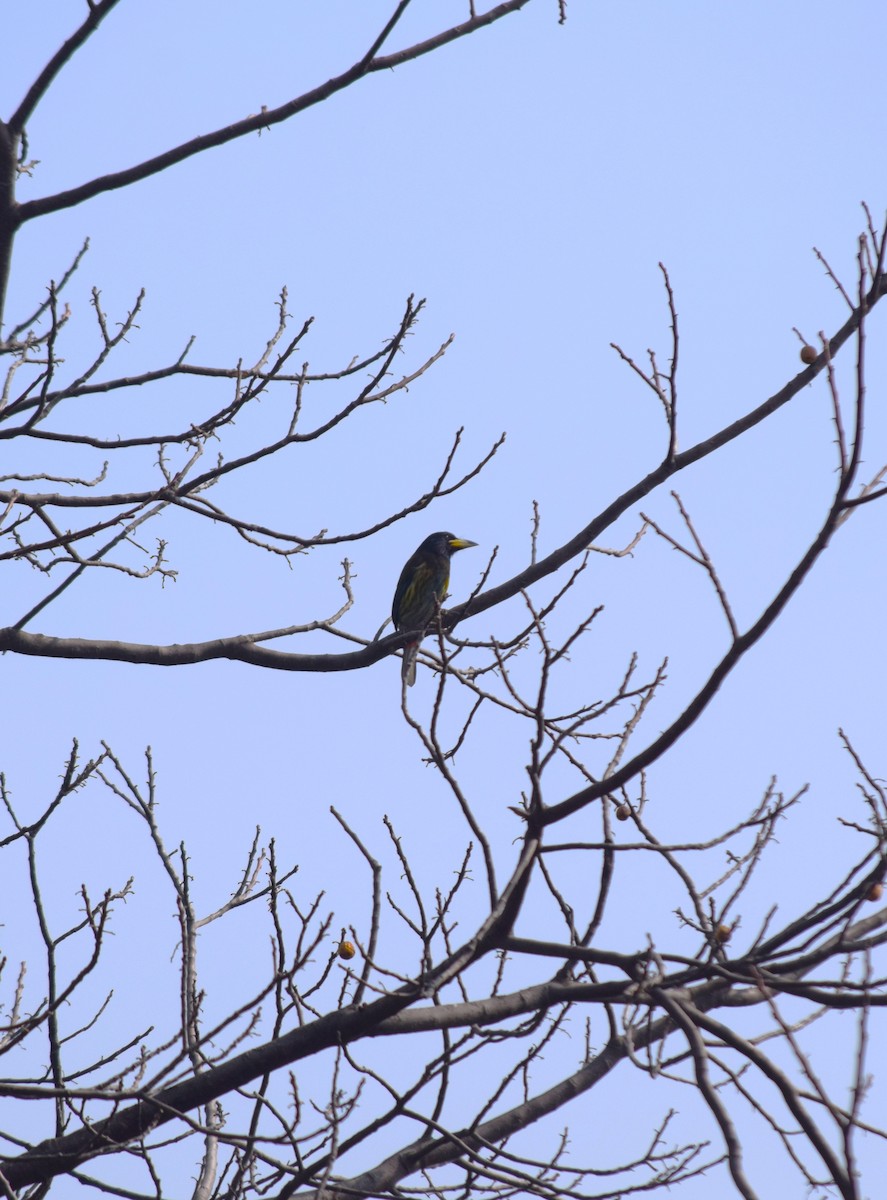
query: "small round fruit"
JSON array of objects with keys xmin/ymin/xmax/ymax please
[
  {"xmin": 866, "ymin": 882, "xmax": 883, "ymax": 903},
  {"xmin": 337, "ymin": 940, "xmax": 356, "ymax": 960},
  {"xmin": 615, "ymin": 803, "xmax": 631, "ymax": 822},
  {"xmin": 800, "ymin": 344, "xmax": 817, "ymax": 365}
]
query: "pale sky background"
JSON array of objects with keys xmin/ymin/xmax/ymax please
[{"xmin": 3, "ymin": 2, "xmax": 887, "ymax": 1195}]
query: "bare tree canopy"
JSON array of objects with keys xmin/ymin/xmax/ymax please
[{"xmin": 1, "ymin": 4, "xmax": 886, "ymax": 1200}]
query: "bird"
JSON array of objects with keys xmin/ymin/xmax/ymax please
[{"xmin": 391, "ymin": 532, "xmax": 477, "ymax": 686}]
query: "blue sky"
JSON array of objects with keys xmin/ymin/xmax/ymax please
[{"xmin": 3, "ymin": 2, "xmax": 887, "ymax": 1194}]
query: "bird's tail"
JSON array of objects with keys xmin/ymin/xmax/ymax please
[{"xmin": 402, "ymin": 642, "xmax": 418, "ymax": 687}]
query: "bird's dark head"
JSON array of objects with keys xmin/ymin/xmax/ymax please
[{"xmin": 421, "ymin": 532, "xmax": 478, "ymax": 558}]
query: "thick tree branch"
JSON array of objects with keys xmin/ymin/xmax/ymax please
[
  {"xmin": 8, "ymin": 1, "xmax": 125, "ymax": 135},
  {"xmin": 455, "ymin": 270, "xmax": 887, "ymax": 629},
  {"xmin": 11, "ymin": 2, "xmax": 533, "ymax": 227}
]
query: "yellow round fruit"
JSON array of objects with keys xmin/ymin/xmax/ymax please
[{"xmin": 337, "ymin": 940, "xmax": 356, "ymax": 960}]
